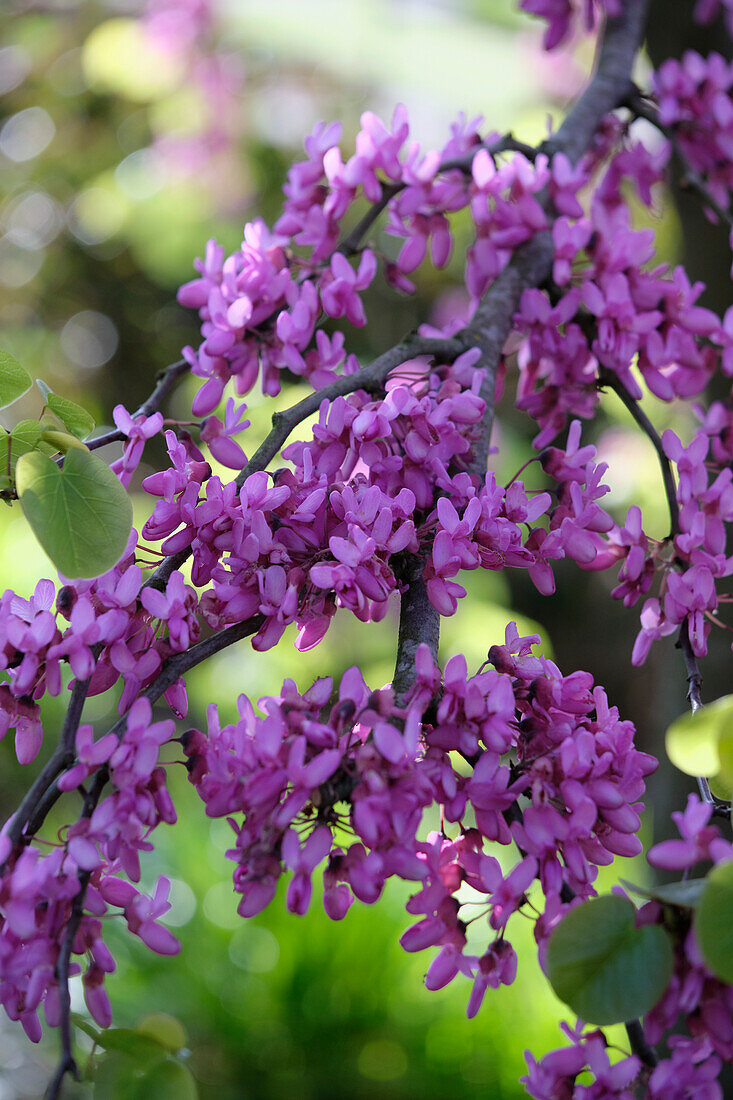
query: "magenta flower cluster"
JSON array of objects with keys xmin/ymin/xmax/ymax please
[
  {"xmin": 186, "ymin": 626, "xmax": 655, "ymax": 1013},
  {"xmin": 0, "ymin": 693, "xmax": 179, "ymax": 1039}
]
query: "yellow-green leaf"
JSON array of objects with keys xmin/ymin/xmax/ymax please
[
  {"xmin": 45, "ymin": 391, "xmax": 96, "ymax": 439},
  {"xmin": 0, "ymin": 349, "xmax": 32, "ymax": 407},
  {"xmin": 16, "ymin": 448, "xmax": 132, "ymax": 579},
  {"xmin": 665, "ymin": 696, "xmax": 733, "ymax": 779},
  {"xmin": 696, "ymin": 862, "xmax": 733, "ymax": 984}
]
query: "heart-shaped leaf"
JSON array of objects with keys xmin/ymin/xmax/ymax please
[
  {"xmin": 695, "ymin": 861, "xmax": 733, "ymax": 984},
  {"xmin": 0, "ymin": 349, "xmax": 32, "ymax": 407},
  {"xmin": 665, "ymin": 696, "xmax": 733, "ymax": 779},
  {"xmin": 546, "ymin": 894, "xmax": 674, "ymax": 1025},
  {"xmin": 16, "ymin": 448, "xmax": 132, "ymax": 579},
  {"xmin": 9, "ymin": 419, "xmax": 44, "ymax": 469},
  {"xmin": 716, "ymin": 731, "xmax": 733, "ymax": 793},
  {"xmin": 45, "ymin": 391, "xmax": 96, "ymax": 439}
]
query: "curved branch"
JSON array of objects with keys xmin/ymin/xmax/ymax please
[
  {"xmin": 45, "ymin": 872, "xmax": 90, "ymax": 1100},
  {"xmin": 625, "ymin": 1019, "xmax": 659, "ymax": 1069},
  {"xmin": 234, "ymin": 335, "xmax": 464, "ymax": 492},
  {"xmin": 599, "ymin": 369, "xmax": 680, "ymax": 538},
  {"xmin": 143, "ymin": 335, "xmax": 464, "ymax": 594},
  {"xmin": 2, "ymin": 669, "xmax": 95, "ymax": 861},
  {"xmin": 676, "ymin": 623, "xmax": 731, "ymax": 816},
  {"xmin": 390, "ymin": 0, "xmax": 652, "ymax": 705},
  {"xmin": 598, "ymin": 377, "xmax": 728, "ymax": 814},
  {"xmin": 625, "ymin": 90, "xmax": 733, "ymax": 232},
  {"xmin": 552, "ymin": 0, "xmax": 650, "ymax": 165},
  {"xmin": 86, "ymin": 359, "xmax": 190, "ymax": 453},
  {"xmin": 338, "ymin": 134, "xmax": 541, "ymax": 257}
]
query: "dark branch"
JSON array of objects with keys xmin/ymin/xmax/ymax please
[
  {"xmin": 3, "ymin": 670, "xmax": 95, "ymax": 860},
  {"xmin": 45, "ymin": 872, "xmax": 90, "ymax": 1100},
  {"xmin": 86, "ymin": 359, "xmax": 190, "ymax": 454},
  {"xmin": 389, "ymin": 0, "xmax": 652, "ymax": 705},
  {"xmin": 625, "ymin": 1018, "xmax": 659, "ymax": 1069},
  {"xmin": 552, "ymin": 0, "xmax": 650, "ymax": 165},
  {"xmin": 599, "ymin": 369, "xmax": 680, "ymax": 538},
  {"xmin": 392, "ymin": 549, "xmax": 440, "ymax": 705},
  {"xmin": 234, "ymin": 335, "xmax": 464, "ymax": 493},
  {"xmin": 676, "ymin": 623, "xmax": 731, "ymax": 816},
  {"xmin": 338, "ymin": 134, "xmax": 541, "ymax": 257},
  {"xmin": 625, "ymin": 90, "xmax": 733, "ymax": 232}
]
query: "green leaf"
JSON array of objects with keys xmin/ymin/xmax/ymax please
[
  {"xmin": 10, "ymin": 419, "xmax": 42, "ymax": 459},
  {"xmin": 716, "ymin": 731, "xmax": 733, "ymax": 793},
  {"xmin": 40, "ymin": 429, "xmax": 90, "ymax": 455},
  {"xmin": 665, "ymin": 696, "xmax": 733, "ymax": 779},
  {"xmin": 6, "ymin": 419, "xmax": 51, "ymax": 477},
  {"xmin": 620, "ymin": 877, "xmax": 706, "ymax": 909},
  {"xmin": 132, "ymin": 1058, "xmax": 198, "ymax": 1100},
  {"xmin": 136, "ymin": 1013, "xmax": 187, "ymax": 1053},
  {"xmin": 92, "ymin": 1052, "xmax": 140, "ymax": 1100},
  {"xmin": 16, "ymin": 448, "xmax": 132, "ymax": 579},
  {"xmin": 71, "ymin": 1013, "xmax": 102, "ymax": 1045},
  {"xmin": 695, "ymin": 862, "xmax": 733, "ymax": 984},
  {"xmin": 708, "ymin": 771, "xmax": 733, "ymax": 803},
  {"xmin": 546, "ymin": 894, "xmax": 674, "ymax": 1025},
  {"xmin": 0, "ymin": 349, "xmax": 32, "ymax": 407},
  {"xmin": 45, "ymin": 391, "xmax": 96, "ymax": 439},
  {"xmin": 94, "ymin": 1027, "xmax": 169, "ymax": 1061}
]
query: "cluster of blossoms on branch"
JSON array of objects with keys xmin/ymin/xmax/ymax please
[{"xmin": 0, "ymin": 0, "xmax": 732, "ymax": 1096}]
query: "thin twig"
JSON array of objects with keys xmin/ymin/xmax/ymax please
[
  {"xmin": 338, "ymin": 134, "xmax": 541, "ymax": 257},
  {"xmin": 625, "ymin": 1019, "xmax": 659, "ymax": 1069},
  {"xmin": 2, "ymin": 668, "xmax": 95, "ymax": 861},
  {"xmin": 234, "ymin": 335, "xmax": 464, "ymax": 493},
  {"xmin": 45, "ymin": 872, "xmax": 90, "ymax": 1100},
  {"xmin": 598, "ymin": 369, "xmax": 680, "ymax": 538},
  {"xmin": 597, "ymin": 372, "xmax": 729, "ymax": 813},
  {"xmin": 676, "ymin": 624, "xmax": 731, "ymax": 816},
  {"xmin": 85, "ymin": 359, "xmax": 190, "ymax": 453},
  {"xmin": 625, "ymin": 90, "xmax": 733, "ymax": 232}
]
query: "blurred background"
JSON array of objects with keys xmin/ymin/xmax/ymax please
[{"xmin": 0, "ymin": 1, "xmax": 728, "ymax": 1096}]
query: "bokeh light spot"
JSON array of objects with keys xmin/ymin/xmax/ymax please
[
  {"xmin": 203, "ymin": 880, "xmax": 241, "ymax": 930},
  {"xmin": 82, "ymin": 19, "xmax": 183, "ymax": 102},
  {"xmin": 357, "ymin": 1039, "xmax": 408, "ymax": 1081},
  {"xmin": 60, "ymin": 310, "xmax": 119, "ymax": 370},
  {"xmin": 0, "ymin": 239, "xmax": 44, "ymax": 288},
  {"xmin": 162, "ymin": 878, "xmax": 197, "ymax": 927},
  {"xmin": 0, "ymin": 46, "xmax": 31, "ymax": 96},
  {"xmin": 228, "ymin": 925, "xmax": 280, "ymax": 973},
  {"xmin": 69, "ymin": 185, "xmax": 128, "ymax": 245},
  {"xmin": 4, "ymin": 190, "xmax": 62, "ymax": 251},
  {"xmin": 0, "ymin": 108, "xmax": 55, "ymax": 163}
]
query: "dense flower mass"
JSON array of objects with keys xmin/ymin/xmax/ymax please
[
  {"xmin": 185, "ymin": 629, "xmax": 656, "ymax": 1010},
  {"xmin": 1, "ymin": 0, "xmax": 733, "ymax": 1096}
]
